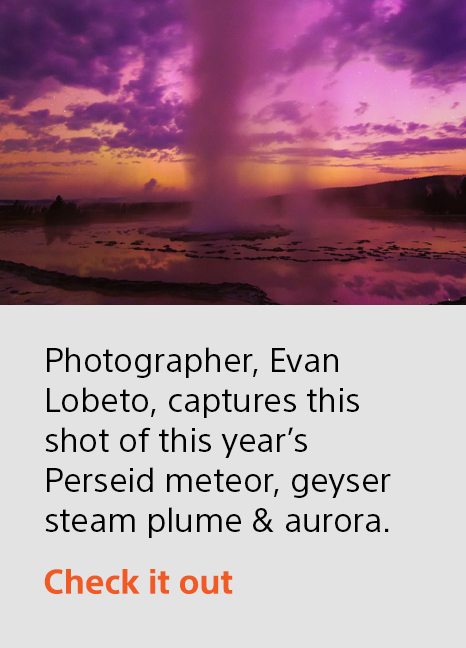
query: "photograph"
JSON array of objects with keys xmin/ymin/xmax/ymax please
[{"xmin": 1, "ymin": 0, "xmax": 465, "ymax": 305}]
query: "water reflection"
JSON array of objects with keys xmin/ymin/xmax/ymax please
[{"xmin": 1, "ymin": 208, "xmax": 466, "ymax": 304}]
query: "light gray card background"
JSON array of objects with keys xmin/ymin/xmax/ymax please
[{"xmin": 1, "ymin": 306, "xmax": 464, "ymax": 647}]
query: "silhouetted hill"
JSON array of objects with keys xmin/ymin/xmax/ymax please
[
  {"xmin": 1, "ymin": 175, "xmax": 466, "ymax": 223},
  {"xmin": 318, "ymin": 175, "xmax": 466, "ymax": 214}
]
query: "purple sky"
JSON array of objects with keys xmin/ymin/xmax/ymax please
[{"xmin": 0, "ymin": 0, "xmax": 465, "ymax": 198}]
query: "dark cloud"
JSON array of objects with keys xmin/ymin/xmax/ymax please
[
  {"xmin": 0, "ymin": 0, "xmax": 184, "ymax": 108},
  {"xmin": 264, "ymin": 124, "xmax": 466, "ymax": 160},
  {"xmin": 253, "ymin": 100, "xmax": 311, "ymax": 125},
  {"xmin": 0, "ymin": 160, "xmax": 94, "ymax": 168},
  {"xmin": 1, "ymin": 0, "xmax": 465, "ymax": 166},
  {"xmin": 354, "ymin": 101, "xmax": 369, "ymax": 116},
  {"xmin": 0, "ymin": 0, "xmax": 187, "ymax": 159},
  {"xmin": 0, "ymin": 135, "xmax": 101, "ymax": 154},
  {"xmin": 348, "ymin": 122, "xmax": 403, "ymax": 136},
  {"xmin": 281, "ymin": 0, "xmax": 466, "ymax": 88},
  {"xmin": 249, "ymin": 131, "xmax": 298, "ymax": 146},
  {"xmin": 143, "ymin": 178, "xmax": 158, "ymax": 192},
  {"xmin": 327, "ymin": 120, "xmax": 430, "ymax": 140},
  {"xmin": 0, "ymin": 109, "xmax": 66, "ymax": 134},
  {"xmin": 437, "ymin": 118, "xmax": 466, "ymax": 135},
  {"xmin": 406, "ymin": 121, "xmax": 429, "ymax": 133},
  {"xmin": 363, "ymin": 135, "xmax": 466, "ymax": 157},
  {"xmin": 66, "ymin": 96, "xmax": 186, "ymax": 152},
  {"xmin": 0, "ymin": 84, "xmax": 186, "ymax": 157}
]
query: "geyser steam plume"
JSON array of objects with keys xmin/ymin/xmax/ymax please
[{"xmin": 187, "ymin": 0, "xmax": 262, "ymax": 229}]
